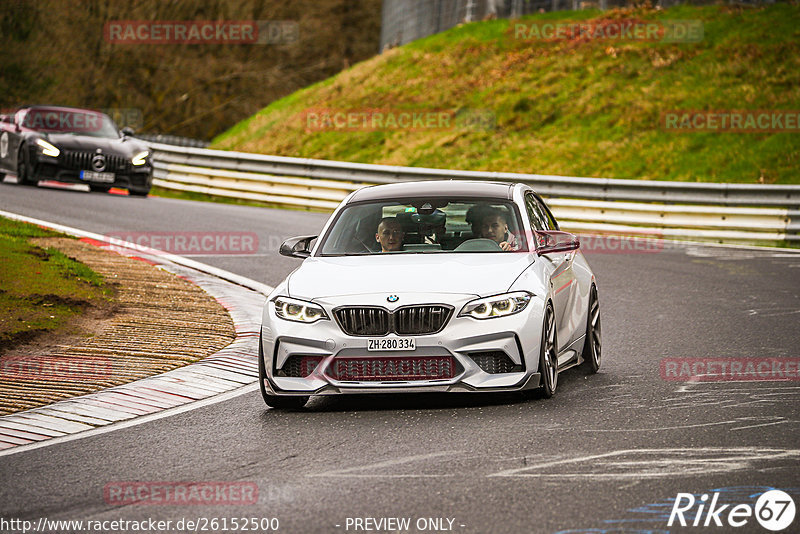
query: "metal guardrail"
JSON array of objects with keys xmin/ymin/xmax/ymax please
[
  {"xmin": 148, "ymin": 142, "xmax": 800, "ymax": 244},
  {"xmin": 135, "ymin": 134, "xmax": 209, "ymax": 149}
]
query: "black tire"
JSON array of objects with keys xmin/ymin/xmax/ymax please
[
  {"xmin": 581, "ymin": 285, "xmax": 601, "ymax": 374},
  {"xmin": 537, "ymin": 302, "xmax": 558, "ymax": 398},
  {"xmin": 16, "ymin": 144, "xmax": 37, "ymax": 186},
  {"xmin": 258, "ymin": 338, "xmax": 308, "ymax": 409},
  {"xmin": 89, "ymin": 185, "xmax": 111, "ymax": 193},
  {"xmin": 128, "ymin": 189, "xmax": 149, "ymax": 197}
]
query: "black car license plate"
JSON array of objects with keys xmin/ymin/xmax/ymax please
[{"xmin": 80, "ymin": 170, "xmax": 115, "ymax": 183}]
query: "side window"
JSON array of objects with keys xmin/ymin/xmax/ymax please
[
  {"xmin": 535, "ymin": 197, "xmax": 559, "ymax": 230},
  {"xmin": 524, "ymin": 193, "xmax": 546, "ymax": 231}
]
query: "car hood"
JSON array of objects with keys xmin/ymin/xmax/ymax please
[
  {"xmin": 44, "ymin": 133, "xmax": 146, "ymax": 156},
  {"xmin": 287, "ymin": 253, "xmax": 534, "ymax": 300}
]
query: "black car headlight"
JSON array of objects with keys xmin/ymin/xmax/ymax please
[
  {"xmin": 35, "ymin": 139, "xmax": 60, "ymax": 158},
  {"xmin": 272, "ymin": 296, "xmax": 328, "ymax": 323},
  {"xmin": 459, "ymin": 291, "xmax": 532, "ymax": 320},
  {"xmin": 131, "ymin": 151, "xmax": 149, "ymax": 166}
]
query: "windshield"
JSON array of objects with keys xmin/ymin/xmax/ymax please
[
  {"xmin": 318, "ymin": 198, "xmax": 528, "ymax": 255},
  {"xmin": 20, "ymin": 108, "xmax": 120, "ymax": 138}
]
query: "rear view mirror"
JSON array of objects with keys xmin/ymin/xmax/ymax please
[
  {"xmin": 280, "ymin": 235, "xmax": 317, "ymax": 259},
  {"xmin": 535, "ymin": 231, "xmax": 580, "ymax": 255},
  {"xmin": 121, "ymin": 127, "xmax": 135, "ymax": 137}
]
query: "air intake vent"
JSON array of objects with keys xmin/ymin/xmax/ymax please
[
  {"xmin": 469, "ymin": 351, "xmax": 522, "ymax": 374},
  {"xmin": 277, "ymin": 355, "xmax": 323, "ymax": 377}
]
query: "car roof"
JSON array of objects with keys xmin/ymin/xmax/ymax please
[{"xmin": 349, "ymin": 180, "xmax": 515, "ymax": 202}]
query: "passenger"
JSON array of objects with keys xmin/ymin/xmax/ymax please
[
  {"xmin": 465, "ymin": 203, "xmax": 492, "ymax": 238},
  {"xmin": 480, "ymin": 210, "xmax": 520, "ymax": 251},
  {"xmin": 375, "ymin": 217, "xmax": 405, "ymax": 252}
]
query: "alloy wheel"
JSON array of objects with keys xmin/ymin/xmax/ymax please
[{"xmin": 540, "ymin": 304, "xmax": 558, "ymax": 397}]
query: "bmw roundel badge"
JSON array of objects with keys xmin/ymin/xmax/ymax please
[{"xmin": 387, "ymin": 295, "xmax": 399, "ymax": 303}]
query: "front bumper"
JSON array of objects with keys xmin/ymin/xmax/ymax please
[
  {"xmin": 33, "ymin": 153, "xmax": 152, "ymax": 190},
  {"xmin": 261, "ymin": 293, "xmax": 545, "ymax": 396}
]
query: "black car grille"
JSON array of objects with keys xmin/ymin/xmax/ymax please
[
  {"xmin": 395, "ymin": 306, "xmax": 451, "ymax": 335},
  {"xmin": 468, "ymin": 351, "xmax": 523, "ymax": 374},
  {"xmin": 334, "ymin": 305, "xmax": 452, "ymax": 336},
  {"xmin": 62, "ymin": 151, "xmax": 131, "ymax": 173},
  {"xmin": 334, "ymin": 307, "xmax": 390, "ymax": 336}
]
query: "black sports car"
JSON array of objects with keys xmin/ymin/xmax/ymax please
[{"xmin": 0, "ymin": 105, "xmax": 152, "ymax": 196}]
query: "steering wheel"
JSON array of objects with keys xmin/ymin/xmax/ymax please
[{"xmin": 351, "ymin": 236, "xmax": 377, "ymax": 254}]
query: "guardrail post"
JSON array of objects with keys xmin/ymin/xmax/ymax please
[{"xmin": 788, "ymin": 210, "xmax": 800, "ymax": 242}]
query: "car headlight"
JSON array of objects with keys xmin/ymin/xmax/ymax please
[
  {"xmin": 459, "ymin": 291, "xmax": 532, "ymax": 319},
  {"xmin": 131, "ymin": 151, "xmax": 149, "ymax": 166},
  {"xmin": 35, "ymin": 139, "xmax": 60, "ymax": 157},
  {"xmin": 273, "ymin": 296, "xmax": 328, "ymax": 323}
]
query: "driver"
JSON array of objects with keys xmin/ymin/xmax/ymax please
[
  {"xmin": 480, "ymin": 210, "xmax": 519, "ymax": 251},
  {"xmin": 375, "ymin": 217, "xmax": 405, "ymax": 252}
]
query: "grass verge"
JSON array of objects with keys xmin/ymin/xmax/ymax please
[
  {"xmin": 212, "ymin": 3, "xmax": 800, "ymax": 184},
  {"xmin": 0, "ymin": 217, "xmax": 112, "ymax": 352}
]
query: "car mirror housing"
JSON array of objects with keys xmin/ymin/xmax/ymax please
[
  {"xmin": 535, "ymin": 230, "xmax": 580, "ymax": 255},
  {"xmin": 121, "ymin": 127, "xmax": 135, "ymax": 137},
  {"xmin": 280, "ymin": 235, "xmax": 318, "ymax": 259}
]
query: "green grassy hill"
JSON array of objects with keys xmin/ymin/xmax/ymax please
[{"xmin": 212, "ymin": 3, "xmax": 800, "ymax": 184}]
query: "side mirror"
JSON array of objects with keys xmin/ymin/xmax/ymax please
[
  {"xmin": 280, "ymin": 235, "xmax": 317, "ymax": 259},
  {"xmin": 535, "ymin": 230, "xmax": 580, "ymax": 255},
  {"xmin": 121, "ymin": 127, "xmax": 135, "ymax": 137}
]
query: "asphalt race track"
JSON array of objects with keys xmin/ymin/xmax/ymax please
[{"xmin": 1, "ymin": 181, "xmax": 799, "ymax": 534}]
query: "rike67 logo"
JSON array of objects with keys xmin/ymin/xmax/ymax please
[{"xmin": 669, "ymin": 490, "xmax": 795, "ymax": 531}]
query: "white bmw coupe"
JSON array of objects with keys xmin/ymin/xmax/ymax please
[{"xmin": 259, "ymin": 181, "xmax": 601, "ymax": 408}]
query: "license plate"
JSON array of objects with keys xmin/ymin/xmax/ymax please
[
  {"xmin": 367, "ymin": 337, "xmax": 415, "ymax": 351},
  {"xmin": 80, "ymin": 170, "xmax": 115, "ymax": 183},
  {"xmin": 328, "ymin": 356, "xmax": 455, "ymax": 381}
]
